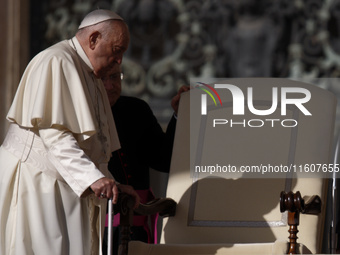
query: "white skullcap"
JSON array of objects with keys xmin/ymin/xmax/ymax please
[{"xmin": 78, "ymin": 9, "xmax": 123, "ymax": 29}]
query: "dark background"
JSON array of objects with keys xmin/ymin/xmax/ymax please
[{"xmin": 29, "ymin": 0, "xmax": 340, "ymax": 128}]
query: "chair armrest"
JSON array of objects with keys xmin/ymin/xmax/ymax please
[
  {"xmin": 280, "ymin": 191, "xmax": 322, "ymax": 254},
  {"xmin": 280, "ymin": 191, "xmax": 321, "ymax": 215},
  {"xmin": 114, "ymin": 192, "xmax": 177, "ymax": 217},
  {"xmin": 301, "ymin": 195, "xmax": 322, "ymax": 215},
  {"xmin": 135, "ymin": 197, "xmax": 177, "ymax": 217}
]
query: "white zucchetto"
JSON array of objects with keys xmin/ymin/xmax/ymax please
[{"xmin": 78, "ymin": 9, "xmax": 123, "ymax": 29}]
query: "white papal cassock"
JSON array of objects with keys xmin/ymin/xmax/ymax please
[{"xmin": 0, "ymin": 36, "xmax": 120, "ymax": 255}]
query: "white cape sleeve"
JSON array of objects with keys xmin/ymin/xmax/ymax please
[{"xmin": 39, "ymin": 126, "xmax": 105, "ymax": 197}]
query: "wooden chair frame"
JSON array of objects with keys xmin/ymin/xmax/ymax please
[{"xmin": 114, "ymin": 190, "xmax": 321, "ymax": 255}]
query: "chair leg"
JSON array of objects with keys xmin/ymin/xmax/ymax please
[
  {"xmin": 117, "ymin": 194, "xmax": 134, "ymax": 255},
  {"xmin": 119, "ymin": 225, "xmax": 131, "ymax": 255},
  {"xmin": 280, "ymin": 191, "xmax": 321, "ymax": 254},
  {"xmin": 287, "ymin": 211, "xmax": 300, "ymax": 254}
]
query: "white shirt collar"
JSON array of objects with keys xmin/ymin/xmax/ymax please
[{"xmin": 69, "ymin": 36, "xmax": 94, "ymax": 72}]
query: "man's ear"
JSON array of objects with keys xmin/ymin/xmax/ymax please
[{"xmin": 89, "ymin": 31, "xmax": 101, "ymax": 50}]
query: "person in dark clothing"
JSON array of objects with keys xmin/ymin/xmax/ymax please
[
  {"xmin": 109, "ymin": 95, "xmax": 177, "ymax": 191},
  {"xmin": 101, "ymin": 66, "xmax": 189, "ymax": 254}
]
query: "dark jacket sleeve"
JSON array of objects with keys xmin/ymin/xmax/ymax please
[
  {"xmin": 140, "ymin": 102, "xmax": 176, "ymax": 173},
  {"xmin": 109, "ymin": 96, "xmax": 176, "ymax": 189}
]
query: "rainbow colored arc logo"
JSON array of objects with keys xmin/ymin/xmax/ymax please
[{"xmin": 195, "ymin": 82, "xmax": 223, "ymax": 107}]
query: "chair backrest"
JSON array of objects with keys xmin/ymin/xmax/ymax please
[{"xmin": 161, "ymin": 78, "xmax": 337, "ymax": 254}]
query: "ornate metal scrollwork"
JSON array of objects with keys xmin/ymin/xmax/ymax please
[{"xmin": 36, "ymin": 0, "xmax": 340, "ymax": 125}]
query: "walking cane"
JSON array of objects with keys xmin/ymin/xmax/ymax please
[{"xmin": 107, "ymin": 198, "xmax": 114, "ymax": 255}]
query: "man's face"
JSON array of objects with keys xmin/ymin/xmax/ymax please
[
  {"xmin": 90, "ymin": 21, "xmax": 129, "ymax": 78},
  {"xmin": 102, "ymin": 66, "xmax": 122, "ymax": 106}
]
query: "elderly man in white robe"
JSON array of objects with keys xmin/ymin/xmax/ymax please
[{"xmin": 0, "ymin": 9, "xmax": 140, "ymax": 255}]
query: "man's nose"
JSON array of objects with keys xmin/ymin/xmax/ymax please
[{"xmin": 104, "ymin": 83, "xmax": 113, "ymax": 89}]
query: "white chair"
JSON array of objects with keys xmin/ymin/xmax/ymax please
[{"xmin": 118, "ymin": 78, "xmax": 337, "ymax": 255}]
